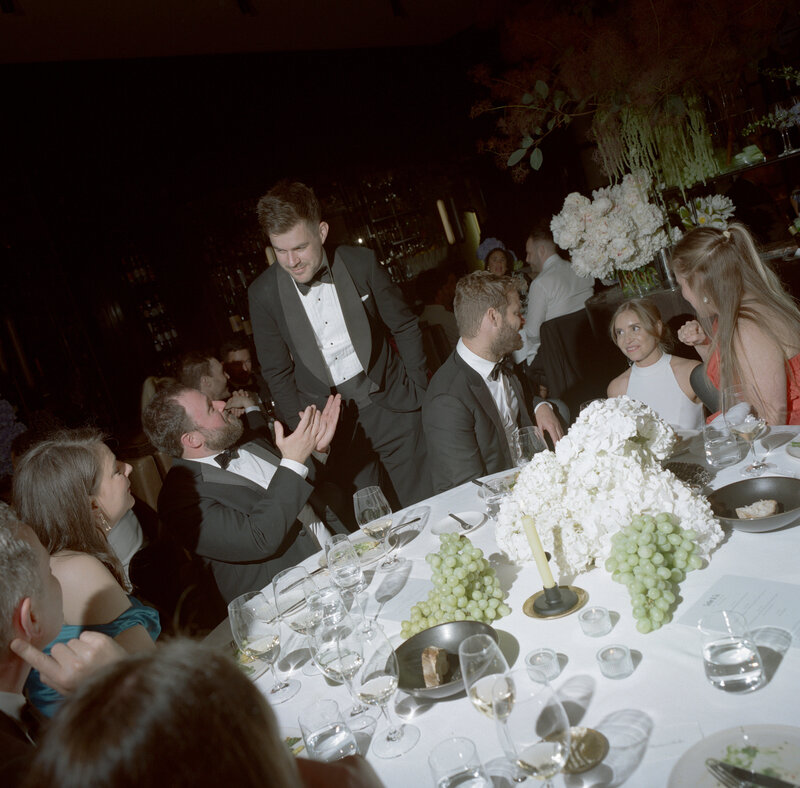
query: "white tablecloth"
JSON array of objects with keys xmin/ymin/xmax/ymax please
[{"xmin": 262, "ymin": 427, "xmax": 800, "ymax": 787}]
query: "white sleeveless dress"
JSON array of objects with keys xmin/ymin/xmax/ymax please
[{"xmin": 626, "ymin": 353, "xmax": 704, "ymax": 431}]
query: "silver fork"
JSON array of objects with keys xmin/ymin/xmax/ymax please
[{"xmin": 705, "ymin": 759, "xmax": 748, "ymax": 788}]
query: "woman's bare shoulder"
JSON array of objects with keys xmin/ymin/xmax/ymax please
[
  {"xmin": 51, "ymin": 552, "xmax": 130, "ymax": 626},
  {"xmin": 607, "ymin": 368, "xmax": 631, "ymax": 397}
]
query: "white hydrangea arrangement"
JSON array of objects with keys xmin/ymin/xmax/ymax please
[
  {"xmin": 495, "ymin": 397, "xmax": 724, "ymax": 576},
  {"xmin": 551, "ymin": 170, "xmax": 682, "ymax": 279},
  {"xmin": 678, "ymin": 194, "xmax": 736, "ymax": 230}
]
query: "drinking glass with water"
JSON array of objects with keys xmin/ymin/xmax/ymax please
[
  {"xmin": 298, "ymin": 699, "xmax": 358, "ymax": 762},
  {"xmin": 698, "ymin": 610, "xmax": 764, "ymax": 692}
]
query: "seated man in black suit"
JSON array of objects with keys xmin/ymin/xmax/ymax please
[
  {"xmin": 142, "ymin": 382, "xmax": 345, "ymax": 604},
  {"xmin": 423, "ymin": 271, "xmax": 564, "ymax": 494},
  {"xmin": 0, "ymin": 510, "xmax": 124, "ymax": 786}
]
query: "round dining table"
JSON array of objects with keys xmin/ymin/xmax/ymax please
[{"xmin": 218, "ymin": 426, "xmax": 800, "ymax": 787}]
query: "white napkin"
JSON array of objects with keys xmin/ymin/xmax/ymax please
[{"xmin": 709, "ymin": 401, "xmax": 750, "ymax": 428}]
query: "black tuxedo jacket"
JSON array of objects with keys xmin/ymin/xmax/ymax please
[
  {"xmin": 422, "ymin": 351, "xmax": 540, "ymax": 494},
  {"xmin": 248, "ymin": 245, "xmax": 428, "ymax": 429},
  {"xmin": 0, "ymin": 709, "xmax": 32, "ymax": 786},
  {"xmin": 157, "ymin": 440, "xmax": 342, "ymax": 604}
]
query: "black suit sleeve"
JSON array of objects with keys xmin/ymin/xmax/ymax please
[{"xmin": 159, "ymin": 465, "xmax": 314, "ymax": 563}]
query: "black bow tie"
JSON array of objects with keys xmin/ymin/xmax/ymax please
[
  {"xmin": 489, "ymin": 358, "xmax": 514, "ymax": 382},
  {"xmin": 296, "ymin": 265, "xmax": 333, "ymax": 295},
  {"xmin": 215, "ymin": 447, "xmax": 240, "ymax": 469}
]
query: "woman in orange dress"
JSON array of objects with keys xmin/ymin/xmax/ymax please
[{"xmin": 672, "ymin": 223, "xmax": 800, "ymax": 425}]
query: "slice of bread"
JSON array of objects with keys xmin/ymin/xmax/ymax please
[
  {"xmin": 735, "ymin": 499, "xmax": 779, "ymax": 519},
  {"xmin": 421, "ymin": 645, "xmax": 449, "ymax": 687}
]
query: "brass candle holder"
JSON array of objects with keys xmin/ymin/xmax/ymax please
[{"xmin": 523, "ymin": 583, "xmax": 586, "ymax": 619}]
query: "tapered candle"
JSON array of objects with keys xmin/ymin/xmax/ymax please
[
  {"xmin": 437, "ymin": 199, "xmax": 456, "ymax": 244},
  {"xmin": 522, "ymin": 515, "xmax": 556, "ymax": 588}
]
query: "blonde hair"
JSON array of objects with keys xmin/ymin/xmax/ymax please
[
  {"xmin": 454, "ymin": 271, "xmax": 516, "ymax": 338},
  {"xmin": 671, "ymin": 223, "xmax": 800, "ymax": 395},
  {"xmin": 609, "ymin": 298, "xmax": 672, "ymax": 354}
]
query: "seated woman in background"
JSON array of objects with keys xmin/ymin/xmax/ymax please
[
  {"xmin": 607, "ymin": 298, "xmax": 704, "ymax": 431},
  {"xmin": 672, "ymin": 223, "xmax": 800, "ymax": 425},
  {"xmin": 12, "ymin": 429, "xmax": 160, "ymax": 717},
  {"xmin": 23, "ymin": 639, "xmax": 383, "ymax": 788}
]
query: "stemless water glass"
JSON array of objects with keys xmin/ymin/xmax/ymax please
[
  {"xmin": 298, "ymin": 699, "xmax": 358, "ymax": 762},
  {"xmin": 429, "ymin": 737, "xmax": 491, "ymax": 788},
  {"xmin": 697, "ymin": 610, "xmax": 765, "ymax": 693},
  {"xmin": 513, "ymin": 426, "xmax": 547, "ymax": 466},
  {"xmin": 458, "ymin": 633, "xmax": 510, "ymax": 719},
  {"xmin": 353, "ymin": 486, "xmax": 397, "ymax": 569},
  {"xmin": 347, "ymin": 626, "xmax": 420, "ymax": 758},
  {"xmin": 326, "ymin": 534, "xmax": 371, "ymax": 630},
  {"xmin": 493, "ymin": 670, "xmax": 571, "ymax": 787},
  {"xmin": 722, "ymin": 384, "xmax": 772, "ymax": 476},
  {"xmin": 227, "ymin": 590, "xmax": 300, "ymax": 704}
]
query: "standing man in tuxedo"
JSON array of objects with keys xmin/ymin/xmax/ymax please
[
  {"xmin": 249, "ymin": 180, "xmax": 430, "ymax": 507},
  {"xmin": 423, "ymin": 271, "xmax": 564, "ymax": 494},
  {"xmin": 0, "ymin": 512, "xmax": 125, "ymax": 785},
  {"xmin": 142, "ymin": 382, "xmax": 346, "ymax": 604}
]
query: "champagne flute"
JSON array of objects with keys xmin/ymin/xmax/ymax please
[
  {"xmin": 347, "ymin": 626, "xmax": 420, "ymax": 758},
  {"xmin": 353, "ymin": 486, "xmax": 397, "ymax": 570},
  {"xmin": 311, "ymin": 617, "xmax": 369, "ymax": 716},
  {"xmin": 227, "ymin": 590, "xmax": 299, "ymax": 704},
  {"xmin": 326, "ymin": 535, "xmax": 371, "ymax": 631},
  {"xmin": 272, "ymin": 566, "xmax": 321, "ymax": 675},
  {"xmin": 493, "ymin": 670, "xmax": 571, "ymax": 787},
  {"xmin": 722, "ymin": 384, "xmax": 771, "ymax": 476}
]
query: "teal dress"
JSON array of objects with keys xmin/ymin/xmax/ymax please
[{"xmin": 25, "ymin": 596, "xmax": 161, "ymax": 717}]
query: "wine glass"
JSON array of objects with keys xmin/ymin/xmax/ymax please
[
  {"xmin": 272, "ymin": 566, "xmax": 321, "ymax": 676},
  {"xmin": 458, "ymin": 633, "xmax": 514, "ymax": 779},
  {"xmin": 310, "ymin": 616, "xmax": 369, "ymax": 716},
  {"xmin": 722, "ymin": 384, "xmax": 771, "ymax": 476},
  {"xmin": 326, "ymin": 535, "xmax": 371, "ymax": 631},
  {"xmin": 459, "ymin": 633, "xmax": 510, "ymax": 719},
  {"xmin": 227, "ymin": 590, "xmax": 299, "ymax": 704},
  {"xmin": 513, "ymin": 426, "xmax": 547, "ymax": 465},
  {"xmin": 353, "ymin": 486, "xmax": 397, "ymax": 570},
  {"xmin": 346, "ymin": 626, "xmax": 420, "ymax": 758},
  {"xmin": 492, "ymin": 670, "xmax": 571, "ymax": 787}
]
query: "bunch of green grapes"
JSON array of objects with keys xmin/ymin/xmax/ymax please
[
  {"xmin": 400, "ymin": 533, "xmax": 511, "ymax": 639},
  {"xmin": 605, "ymin": 512, "xmax": 703, "ymax": 634}
]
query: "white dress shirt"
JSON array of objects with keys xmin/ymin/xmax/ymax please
[
  {"xmin": 515, "ymin": 254, "xmax": 594, "ymax": 364},
  {"xmin": 296, "ymin": 258, "xmax": 364, "ymax": 385},
  {"xmin": 192, "ymin": 448, "xmax": 332, "ymax": 550},
  {"xmin": 0, "ymin": 691, "xmax": 25, "ymax": 723},
  {"xmin": 456, "ymin": 339, "xmax": 519, "ymax": 456}
]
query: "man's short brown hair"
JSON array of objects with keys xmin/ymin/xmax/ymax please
[
  {"xmin": 256, "ymin": 181, "xmax": 322, "ymax": 237},
  {"xmin": 453, "ymin": 271, "xmax": 515, "ymax": 339},
  {"xmin": 142, "ymin": 382, "xmax": 195, "ymax": 458}
]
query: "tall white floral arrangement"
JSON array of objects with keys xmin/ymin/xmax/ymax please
[
  {"xmin": 495, "ymin": 397, "xmax": 723, "ymax": 576},
  {"xmin": 551, "ymin": 170, "xmax": 681, "ymax": 279}
]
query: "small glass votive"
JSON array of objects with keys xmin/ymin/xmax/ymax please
[
  {"xmin": 579, "ymin": 606, "xmax": 613, "ymax": 637},
  {"xmin": 525, "ymin": 648, "xmax": 561, "ymax": 682},
  {"xmin": 596, "ymin": 644, "xmax": 634, "ymax": 679}
]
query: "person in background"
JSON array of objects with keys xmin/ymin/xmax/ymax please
[
  {"xmin": 0, "ymin": 511, "xmax": 126, "ymax": 786},
  {"xmin": 478, "ymin": 237, "xmax": 529, "ymax": 296},
  {"xmin": 13, "ymin": 430, "xmax": 160, "ymax": 717},
  {"xmin": 673, "ymin": 223, "xmax": 800, "ymax": 424},
  {"xmin": 22, "ymin": 638, "xmax": 385, "ymax": 788},
  {"xmin": 607, "ymin": 298, "xmax": 704, "ymax": 431},
  {"xmin": 423, "ymin": 271, "xmax": 563, "ymax": 493},
  {"xmin": 219, "ymin": 336, "xmax": 273, "ymax": 414},
  {"xmin": 250, "ymin": 180, "xmax": 430, "ymax": 507},
  {"xmin": 514, "ymin": 222, "xmax": 595, "ymax": 383},
  {"xmin": 415, "ymin": 267, "xmax": 459, "ymax": 350}
]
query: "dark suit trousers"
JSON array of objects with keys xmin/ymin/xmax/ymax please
[{"xmin": 330, "ymin": 400, "xmax": 431, "ymax": 509}]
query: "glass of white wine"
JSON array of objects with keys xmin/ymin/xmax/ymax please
[
  {"xmin": 311, "ymin": 617, "xmax": 368, "ymax": 716},
  {"xmin": 227, "ymin": 590, "xmax": 299, "ymax": 704},
  {"xmin": 493, "ymin": 670, "xmax": 571, "ymax": 787},
  {"xmin": 722, "ymin": 384, "xmax": 772, "ymax": 477},
  {"xmin": 347, "ymin": 626, "xmax": 419, "ymax": 758},
  {"xmin": 272, "ymin": 566, "xmax": 321, "ymax": 676},
  {"xmin": 353, "ymin": 486, "xmax": 397, "ymax": 570}
]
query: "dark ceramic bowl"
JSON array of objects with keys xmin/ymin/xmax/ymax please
[{"xmin": 707, "ymin": 476, "xmax": 800, "ymax": 532}]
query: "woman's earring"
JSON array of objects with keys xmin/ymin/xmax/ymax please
[
  {"xmin": 702, "ymin": 296, "xmax": 709, "ymax": 304},
  {"xmin": 96, "ymin": 510, "xmax": 112, "ymax": 534}
]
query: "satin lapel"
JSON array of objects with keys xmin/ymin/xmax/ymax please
[
  {"xmin": 330, "ymin": 251, "xmax": 372, "ymax": 372},
  {"xmin": 508, "ymin": 374, "xmax": 534, "ymax": 427},
  {"xmin": 276, "ymin": 266, "xmax": 334, "ymax": 386},
  {"xmin": 456, "ymin": 355, "xmax": 512, "ymax": 465}
]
